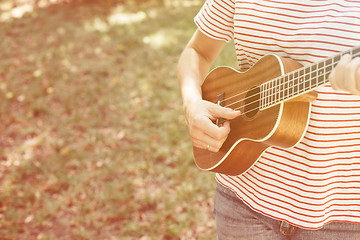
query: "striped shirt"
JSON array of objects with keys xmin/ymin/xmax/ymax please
[{"xmin": 195, "ymin": 0, "xmax": 360, "ymax": 229}]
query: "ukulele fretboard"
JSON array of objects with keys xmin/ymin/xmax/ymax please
[{"xmin": 259, "ymin": 46, "xmax": 360, "ymax": 110}]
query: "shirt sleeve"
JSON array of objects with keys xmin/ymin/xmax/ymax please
[{"xmin": 194, "ymin": 0, "xmax": 235, "ymax": 42}]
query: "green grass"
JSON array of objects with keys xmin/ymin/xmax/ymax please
[{"xmin": 0, "ymin": 0, "xmax": 237, "ymax": 239}]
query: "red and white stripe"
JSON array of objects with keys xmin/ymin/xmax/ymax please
[{"xmin": 195, "ymin": 0, "xmax": 360, "ymax": 229}]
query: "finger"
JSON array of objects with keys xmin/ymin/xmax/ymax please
[
  {"xmin": 207, "ymin": 102, "xmax": 241, "ymax": 120},
  {"xmin": 341, "ymin": 53, "xmax": 352, "ymax": 64},
  {"xmin": 208, "ymin": 121, "xmax": 232, "ymax": 152},
  {"xmin": 190, "ymin": 110, "xmax": 231, "ymax": 136},
  {"xmin": 349, "ymin": 57, "xmax": 360, "ymax": 95},
  {"xmin": 202, "ymin": 117, "xmax": 231, "ymax": 141},
  {"xmin": 191, "ymin": 119, "xmax": 230, "ymax": 150},
  {"xmin": 343, "ymin": 57, "xmax": 360, "ymax": 94},
  {"xmin": 328, "ymin": 65, "xmax": 339, "ymax": 90},
  {"xmin": 356, "ymin": 64, "xmax": 360, "ymax": 94},
  {"xmin": 328, "ymin": 71, "xmax": 340, "ymax": 90},
  {"xmin": 191, "ymin": 125, "xmax": 226, "ymax": 145},
  {"xmin": 191, "ymin": 128, "xmax": 227, "ymax": 151},
  {"xmin": 329, "ymin": 54, "xmax": 351, "ymax": 90}
]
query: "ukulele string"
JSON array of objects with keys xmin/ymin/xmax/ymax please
[
  {"xmin": 220, "ymin": 51, "xmax": 360, "ymax": 111},
  {"xmin": 221, "ymin": 51, "xmax": 360, "ymax": 109},
  {"xmin": 226, "ymin": 66, "xmax": 334, "ymax": 112},
  {"xmin": 226, "ymin": 67, "xmax": 333, "ymax": 116}
]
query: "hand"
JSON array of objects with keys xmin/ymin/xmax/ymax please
[
  {"xmin": 329, "ymin": 54, "xmax": 360, "ymax": 95},
  {"xmin": 183, "ymin": 99, "xmax": 241, "ymax": 152}
]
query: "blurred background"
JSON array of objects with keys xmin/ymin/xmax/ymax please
[{"xmin": 0, "ymin": 0, "xmax": 236, "ymax": 239}]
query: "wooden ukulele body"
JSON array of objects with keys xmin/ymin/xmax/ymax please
[{"xmin": 193, "ymin": 54, "xmax": 317, "ymax": 176}]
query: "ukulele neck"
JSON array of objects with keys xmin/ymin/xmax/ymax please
[{"xmin": 260, "ymin": 46, "xmax": 360, "ymax": 110}]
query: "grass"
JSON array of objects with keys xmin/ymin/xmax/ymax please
[{"xmin": 0, "ymin": 0, "xmax": 237, "ymax": 239}]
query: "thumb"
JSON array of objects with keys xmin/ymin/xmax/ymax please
[{"xmin": 208, "ymin": 103, "xmax": 241, "ymax": 120}]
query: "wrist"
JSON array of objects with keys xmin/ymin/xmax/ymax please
[{"xmin": 182, "ymin": 92, "xmax": 202, "ymax": 110}]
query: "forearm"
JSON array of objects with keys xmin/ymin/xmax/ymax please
[
  {"xmin": 176, "ymin": 31, "xmax": 239, "ymax": 151},
  {"xmin": 177, "ymin": 46, "xmax": 212, "ymax": 106},
  {"xmin": 177, "ymin": 30, "xmax": 227, "ymax": 107}
]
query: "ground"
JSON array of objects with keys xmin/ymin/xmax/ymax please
[{"xmin": 0, "ymin": 0, "xmax": 236, "ymax": 239}]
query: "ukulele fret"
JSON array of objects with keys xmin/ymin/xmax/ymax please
[
  {"xmin": 281, "ymin": 77, "xmax": 285, "ymax": 102},
  {"xmin": 271, "ymin": 78, "xmax": 275, "ymax": 106},
  {"xmin": 264, "ymin": 82, "xmax": 268, "ymax": 108},
  {"xmin": 259, "ymin": 45, "xmax": 360, "ymax": 111},
  {"xmin": 275, "ymin": 77, "xmax": 280, "ymax": 103},
  {"xmin": 289, "ymin": 71, "xmax": 294, "ymax": 99},
  {"xmin": 284, "ymin": 74, "xmax": 289, "ymax": 101},
  {"xmin": 260, "ymin": 84, "xmax": 265, "ymax": 109},
  {"xmin": 316, "ymin": 62, "xmax": 324, "ymax": 88},
  {"xmin": 296, "ymin": 68, "xmax": 303, "ymax": 97}
]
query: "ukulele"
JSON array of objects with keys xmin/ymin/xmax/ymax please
[{"xmin": 193, "ymin": 46, "xmax": 360, "ymax": 176}]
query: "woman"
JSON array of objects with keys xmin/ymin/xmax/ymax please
[{"xmin": 177, "ymin": 0, "xmax": 360, "ymax": 239}]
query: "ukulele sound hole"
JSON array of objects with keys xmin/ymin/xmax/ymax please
[{"xmin": 244, "ymin": 86, "xmax": 260, "ymax": 119}]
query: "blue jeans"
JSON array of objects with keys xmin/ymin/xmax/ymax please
[{"xmin": 214, "ymin": 183, "xmax": 360, "ymax": 240}]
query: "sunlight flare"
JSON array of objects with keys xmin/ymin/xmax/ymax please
[
  {"xmin": 108, "ymin": 10, "xmax": 147, "ymax": 25},
  {"xmin": 0, "ymin": 3, "xmax": 33, "ymax": 21},
  {"xmin": 143, "ymin": 31, "xmax": 175, "ymax": 49}
]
